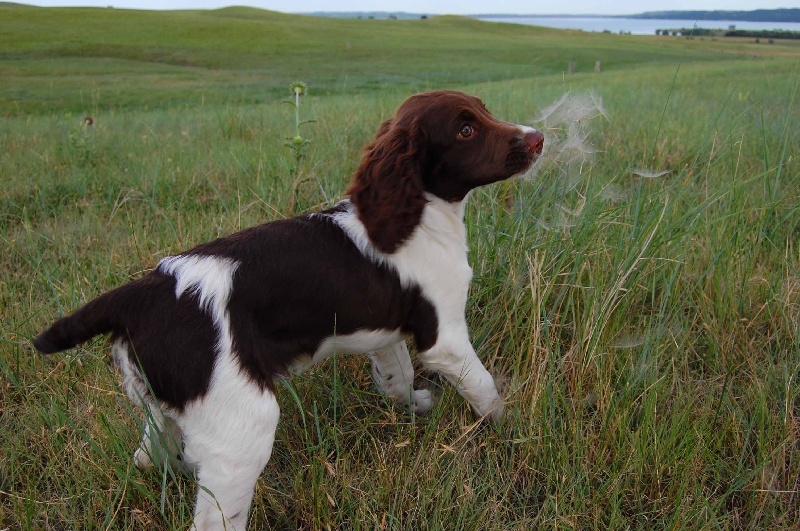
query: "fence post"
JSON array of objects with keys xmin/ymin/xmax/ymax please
[
  {"xmin": 568, "ymin": 62, "xmax": 576, "ymax": 75},
  {"xmin": 595, "ymin": 60, "xmax": 601, "ymax": 73}
]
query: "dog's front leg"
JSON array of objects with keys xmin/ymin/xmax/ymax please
[
  {"xmin": 369, "ymin": 341, "xmax": 433, "ymax": 414},
  {"xmin": 418, "ymin": 323, "xmax": 505, "ymax": 422}
]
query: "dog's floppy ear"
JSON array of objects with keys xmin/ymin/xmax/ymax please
[{"xmin": 347, "ymin": 117, "xmax": 427, "ymax": 254}]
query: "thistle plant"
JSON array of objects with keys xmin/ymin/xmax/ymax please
[
  {"xmin": 66, "ymin": 114, "xmax": 98, "ymax": 167},
  {"xmin": 283, "ymin": 81, "xmax": 315, "ymax": 214}
]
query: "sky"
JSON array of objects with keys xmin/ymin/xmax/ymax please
[{"xmin": 22, "ymin": 1, "xmax": 800, "ymax": 16}]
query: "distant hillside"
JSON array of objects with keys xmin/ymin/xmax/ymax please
[
  {"xmin": 2, "ymin": 3, "xmax": 796, "ymax": 115},
  {"xmin": 306, "ymin": 11, "xmax": 430, "ymax": 19},
  {"xmin": 632, "ymin": 9, "xmax": 800, "ymax": 23}
]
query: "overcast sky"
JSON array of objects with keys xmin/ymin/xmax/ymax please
[{"xmin": 24, "ymin": 1, "xmax": 800, "ymax": 16}]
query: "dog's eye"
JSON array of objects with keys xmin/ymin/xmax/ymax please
[{"xmin": 458, "ymin": 124, "xmax": 474, "ymax": 139}]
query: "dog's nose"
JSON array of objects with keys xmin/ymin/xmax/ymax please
[{"xmin": 524, "ymin": 130, "xmax": 545, "ymax": 155}]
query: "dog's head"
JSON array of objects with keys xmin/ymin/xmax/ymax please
[{"xmin": 348, "ymin": 90, "xmax": 544, "ymax": 253}]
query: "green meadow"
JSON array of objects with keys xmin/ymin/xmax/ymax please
[{"xmin": 1, "ymin": 4, "xmax": 799, "ymax": 529}]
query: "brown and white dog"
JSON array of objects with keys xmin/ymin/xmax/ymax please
[{"xmin": 34, "ymin": 90, "xmax": 544, "ymax": 530}]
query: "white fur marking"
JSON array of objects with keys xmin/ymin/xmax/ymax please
[
  {"xmin": 158, "ymin": 254, "xmax": 239, "ymax": 360},
  {"xmin": 113, "ymin": 340, "xmax": 149, "ymax": 408},
  {"xmin": 158, "ymin": 254, "xmax": 239, "ymax": 323},
  {"xmin": 329, "ymin": 201, "xmax": 389, "ymax": 267}
]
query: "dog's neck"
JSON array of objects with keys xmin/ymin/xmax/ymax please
[{"xmin": 421, "ymin": 193, "xmax": 468, "ymax": 244}]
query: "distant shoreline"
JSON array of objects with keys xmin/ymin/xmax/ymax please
[{"xmin": 307, "ymin": 9, "xmax": 800, "ymax": 24}]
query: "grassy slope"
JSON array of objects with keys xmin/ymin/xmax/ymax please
[
  {"xmin": 2, "ymin": 4, "xmax": 799, "ymax": 115},
  {"xmin": 1, "ymin": 4, "xmax": 799, "ymax": 530}
]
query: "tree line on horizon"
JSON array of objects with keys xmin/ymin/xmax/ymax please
[{"xmin": 655, "ymin": 27, "xmax": 800, "ymax": 40}]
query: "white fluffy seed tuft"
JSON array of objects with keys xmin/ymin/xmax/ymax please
[{"xmin": 524, "ymin": 91, "xmax": 608, "ymax": 232}]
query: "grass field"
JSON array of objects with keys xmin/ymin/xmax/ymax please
[{"xmin": 1, "ymin": 4, "xmax": 799, "ymax": 529}]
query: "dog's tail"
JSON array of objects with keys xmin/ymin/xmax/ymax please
[{"xmin": 33, "ymin": 283, "xmax": 134, "ymax": 354}]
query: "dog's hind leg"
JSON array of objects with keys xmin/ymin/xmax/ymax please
[
  {"xmin": 179, "ymin": 373, "xmax": 280, "ymax": 531},
  {"xmin": 113, "ymin": 340, "xmax": 188, "ymax": 474},
  {"xmin": 369, "ymin": 341, "xmax": 433, "ymax": 415}
]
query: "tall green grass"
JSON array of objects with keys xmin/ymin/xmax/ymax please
[{"xmin": 1, "ymin": 6, "xmax": 799, "ymax": 529}]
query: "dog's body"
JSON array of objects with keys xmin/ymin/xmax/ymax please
[{"xmin": 35, "ymin": 91, "xmax": 544, "ymax": 530}]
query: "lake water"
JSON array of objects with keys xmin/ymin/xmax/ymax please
[{"xmin": 477, "ymin": 16, "xmax": 800, "ymax": 36}]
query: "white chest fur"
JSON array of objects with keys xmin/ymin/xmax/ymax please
[
  {"xmin": 388, "ymin": 194, "xmax": 473, "ymax": 324},
  {"xmin": 331, "ymin": 195, "xmax": 473, "ymax": 325}
]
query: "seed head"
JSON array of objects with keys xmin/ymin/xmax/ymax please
[{"xmin": 290, "ymin": 81, "xmax": 307, "ymax": 97}]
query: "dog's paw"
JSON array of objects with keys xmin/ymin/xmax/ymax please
[
  {"xmin": 134, "ymin": 447, "xmax": 194, "ymax": 475},
  {"xmin": 133, "ymin": 447, "xmax": 153, "ymax": 471},
  {"xmin": 486, "ymin": 398, "xmax": 506, "ymax": 424},
  {"xmin": 411, "ymin": 388, "xmax": 434, "ymax": 415}
]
